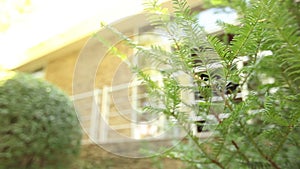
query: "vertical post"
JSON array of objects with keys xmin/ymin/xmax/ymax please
[
  {"xmin": 131, "ymin": 81, "xmax": 138, "ymax": 138},
  {"xmin": 132, "ymin": 30, "xmax": 139, "ymax": 139},
  {"xmin": 189, "ymin": 75, "xmax": 198, "ymax": 136},
  {"xmin": 90, "ymin": 89, "xmax": 101, "ymax": 143},
  {"xmin": 100, "ymin": 86, "xmax": 110, "ymax": 143},
  {"xmin": 237, "ymin": 56, "xmax": 249, "ymax": 100}
]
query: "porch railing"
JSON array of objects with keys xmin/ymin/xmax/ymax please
[{"xmin": 72, "ymin": 82, "xmax": 184, "ymax": 144}]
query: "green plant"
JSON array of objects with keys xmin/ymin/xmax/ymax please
[
  {"xmin": 0, "ymin": 71, "xmax": 81, "ymax": 169},
  {"xmin": 103, "ymin": 0, "xmax": 300, "ymax": 168}
]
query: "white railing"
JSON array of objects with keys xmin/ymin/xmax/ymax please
[
  {"xmin": 72, "ymin": 82, "xmax": 182, "ymax": 144},
  {"xmin": 72, "ymin": 79, "xmax": 243, "ymax": 144}
]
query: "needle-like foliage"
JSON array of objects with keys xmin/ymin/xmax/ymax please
[{"xmin": 102, "ymin": 0, "xmax": 300, "ymax": 168}]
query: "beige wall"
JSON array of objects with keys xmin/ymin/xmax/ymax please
[
  {"xmin": 43, "ymin": 34, "xmax": 134, "ymax": 95},
  {"xmin": 45, "ymin": 51, "xmax": 78, "ymax": 94}
]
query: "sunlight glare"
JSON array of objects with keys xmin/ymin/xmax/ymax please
[{"xmin": 0, "ymin": 0, "xmax": 149, "ymax": 69}]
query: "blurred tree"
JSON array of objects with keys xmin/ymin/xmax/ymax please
[{"xmin": 0, "ymin": 71, "xmax": 81, "ymax": 169}]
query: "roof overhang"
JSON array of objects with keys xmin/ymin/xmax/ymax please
[{"xmin": 13, "ymin": 0, "xmax": 204, "ymax": 72}]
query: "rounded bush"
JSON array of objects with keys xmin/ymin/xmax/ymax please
[{"xmin": 0, "ymin": 72, "xmax": 81, "ymax": 169}]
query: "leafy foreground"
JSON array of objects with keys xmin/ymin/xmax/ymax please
[{"xmin": 103, "ymin": 0, "xmax": 300, "ymax": 168}]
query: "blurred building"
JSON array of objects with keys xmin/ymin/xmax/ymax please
[
  {"xmin": 10, "ymin": 1, "xmax": 244, "ymax": 159},
  {"xmin": 11, "ymin": 0, "xmax": 203, "ymax": 144}
]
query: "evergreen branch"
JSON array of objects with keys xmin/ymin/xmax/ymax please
[
  {"xmin": 239, "ymin": 37, "xmax": 261, "ymax": 87},
  {"xmin": 171, "ymin": 114, "xmax": 226, "ymax": 169},
  {"xmin": 144, "ymin": 1, "xmax": 188, "ymax": 57},
  {"xmin": 260, "ymin": 0, "xmax": 300, "ymax": 90},
  {"xmin": 188, "ymin": 134, "xmax": 226, "ymax": 169},
  {"xmin": 231, "ymin": 140, "xmax": 250, "ymax": 163},
  {"xmin": 223, "ymin": 91, "xmax": 280, "ymax": 168},
  {"xmin": 270, "ymin": 127, "xmax": 293, "ymax": 159},
  {"xmin": 214, "ymin": 131, "xmax": 228, "ymax": 160},
  {"xmin": 229, "ymin": 3, "xmax": 265, "ymax": 62},
  {"xmin": 238, "ymin": 121, "xmax": 281, "ymax": 169},
  {"xmin": 165, "ymin": 154, "xmax": 213, "ymax": 165},
  {"xmin": 172, "ymin": 0, "xmax": 193, "ymax": 20},
  {"xmin": 100, "ymin": 0, "xmax": 300, "ymax": 168},
  {"xmin": 171, "ymin": 0, "xmax": 206, "ymax": 47},
  {"xmin": 207, "ymin": 35, "xmax": 231, "ymax": 62},
  {"xmin": 222, "ymin": 149, "xmax": 237, "ymax": 168},
  {"xmin": 92, "ymin": 32, "xmax": 131, "ymax": 66},
  {"xmin": 143, "ymin": 0, "xmax": 171, "ymax": 27},
  {"xmin": 100, "ymin": 23, "xmax": 138, "ymax": 49}
]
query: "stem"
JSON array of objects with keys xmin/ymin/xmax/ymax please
[
  {"xmin": 270, "ymin": 126, "xmax": 293, "ymax": 158},
  {"xmin": 239, "ymin": 122, "xmax": 281, "ymax": 169},
  {"xmin": 189, "ymin": 133, "xmax": 226, "ymax": 169},
  {"xmin": 223, "ymin": 91, "xmax": 281, "ymax": 169},
  {"xmin": 231, "ymin": 140, "xmax": 250, "ymax": 163},
  {"xmin": 239, "ymin": 39, "xmax": 261, "ymax": 87},
  {"xmin": 176, "ymin": 116, "xmax": 226, "ymax": 169}
]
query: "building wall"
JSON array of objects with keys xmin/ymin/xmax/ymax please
[
  {"xmin": 44, "ymin": 34, "xmax": 134, "ymax": 95},
  {"xmin": 45, "ymin": 51, "xmax": 78, "ymax": 94},
  {"xmin": 43, "ymin": 28, "xmax": 137, "ymax": 141}
]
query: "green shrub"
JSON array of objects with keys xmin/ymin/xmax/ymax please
[{"xmin": 0, "ymin": 72, "xmax": 81, "ymax": 169}]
